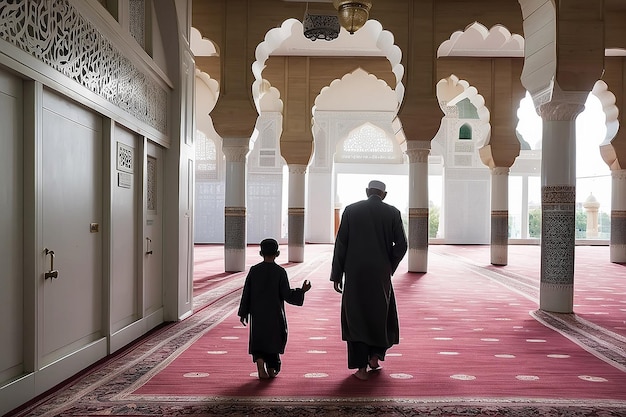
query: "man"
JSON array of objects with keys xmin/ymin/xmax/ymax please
[{"xmin": 330, "ymin": 180, "xmax": 408, "ymax": 380}]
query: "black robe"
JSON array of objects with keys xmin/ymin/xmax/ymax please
[
  {"xmin": 238, "ymin": 261, "xmax": 305, "ymax": 355},
  {"xmin": 330, "ymin": 195, "xmax": 408, "ymax": 348}
]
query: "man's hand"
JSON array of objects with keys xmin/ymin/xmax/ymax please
[
  {"xmin": 302, "ymin": 280, "xmax": 312, "ymax": 292},
  {"xmin": 333, "ymin": 281, "xmax": 343, "ymax": 294},
  {"xmin": 240, "ymin": 316, "xmax": 248, "ymax": 326}
]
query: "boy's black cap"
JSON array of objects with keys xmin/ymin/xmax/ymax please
[{"xmin": 260, "ymin": 238, "xmax": 279, "ymax": 256}]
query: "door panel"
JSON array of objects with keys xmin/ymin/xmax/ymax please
[
  {"xmin": 40, "ymin": 90, "xmax": 103, "ymax": 364},
  {"xmin": 144, "ymin": 142, "xmax": 163, "ymax": 316},
  {"xmin": 111, "ymin": 127, "xmax": 139, "ymax": 332}
]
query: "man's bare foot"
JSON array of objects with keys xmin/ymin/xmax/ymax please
[
  {"xmin": 352, "ymin": 367, "xmax": 369, "ymax": 380},
  {"xmin": 256, "ymin": 359, "xmax": 269, "ymax": 379},
  {"xmin": 368, "ymin": 356, "xmax": 381, "ymax": 370}
]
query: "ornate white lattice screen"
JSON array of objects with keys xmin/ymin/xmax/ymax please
[
  {"xmin": 195, "ymin": 130, "xmax": 218, "ymax": 180},
  {"xmin": 129, "ymin": 0, "xmax": 145, "ymax": 48},
  {"xmin": 336, "ymin": 123, "xmax": 403, "ymax": 163},
  {"xmin": 0, "ymin": 0, "xmax": 167, "ymax": 133},
  {"xmin": 147, "ymin": 156, "xmax": 157, "ymax": 211}
]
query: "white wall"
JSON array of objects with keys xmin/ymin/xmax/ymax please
[
  {"xmin": 0, "ymin": 67, "xmax": 24, "ymax": 391},
  {"xmin": 0, "ymin": 0, "xmax": 192, "ymax": 413}
]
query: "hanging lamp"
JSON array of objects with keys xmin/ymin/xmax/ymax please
[{"xmin": 332, "ymin": 1, "xmax": 372, "ymax": 34}]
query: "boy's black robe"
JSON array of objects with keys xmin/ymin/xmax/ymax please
[{"xmin": 238, "ymin": 262, "xmax": 305, "ymax": 355}]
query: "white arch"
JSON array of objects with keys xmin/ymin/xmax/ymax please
[
  {"xmin": 190, "ymin": 27, "xmax": 219, "ymax": 57},
  {"xmin": 438, "ymin": 22, "xmax": 524, "ymax": 58},
  {"xmin": 314, "ymin": 68, "xmax": 398, "ymax": 112},
  {"xmin": 195, "ymin": 69, "xmax": 220, "ymax": 141},
  {"xmin": 436, "ymin": 75, "xmax": 490, "ymax": 124},
  {"xmin": 591, "ymin": 80, "xmax": 620, "ymax": 146},
  {"xmin": 252, "ymin": 18, "xmax": 404, "ymax": 114}
]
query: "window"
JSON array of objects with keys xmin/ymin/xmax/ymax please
[{"xmin": 459, "ymin": 123, "xmax": 472, "ymax": 140}]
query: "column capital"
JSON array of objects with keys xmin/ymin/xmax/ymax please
[
  {"xmin": 492, "ymin": 167, "xmax": 510, "ymax": 176},
  {"xmin": 222, "ymin": 144, "xmax": 249, "ymax": 162},
  {"xmin": 405, "ymin": 140, "xmax": 431, "ymax": 163},
  {"xmin": 538, "ymin": 101, "xmax": 585, "ymax": 121},
  {"xmin": 612, "ymin": 169, "xmax": 626, "ymax": 181},
  {"xmin": 288, "ymin": 164, "xmax": 307, "ymax": 175},
  {"xmin": 406, "ymin": 148, "xmax": 430, "ymax": 163}
]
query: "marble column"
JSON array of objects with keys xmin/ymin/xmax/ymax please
[
  {"xmin": 223, "ymin": 140, "xmax": 249, "ymax": 272},
  {"xmin": 406, "ymin": 141, "xmax": 430, "ymax": 273},
  {"xmin": 288, "ymin": 164, "xmax": 307, "ymax": 263},
  {"xmin": 538, "ymin": 102, "xmax": 584, "ymax": 313},
  {"xmin": 490, "ymin": 167, "xmax": 510, "ymax": 265},
  {"xmin": 610, "ymin": 170, "xmax": 626, "ymax": 263}
]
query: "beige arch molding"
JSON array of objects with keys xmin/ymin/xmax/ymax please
[{"xmin": 252, "ymin": 18, "xmax": 404, "ymax": 114}]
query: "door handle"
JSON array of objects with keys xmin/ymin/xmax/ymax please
[
  {"xmin": 146, "ymin": 237, "xmax": 153, "ymax": 255},
  {"xmin": 44, "ymin": 248, "xmax": 58, "ymax": 279}
]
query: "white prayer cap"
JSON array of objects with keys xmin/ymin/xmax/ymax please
[{"xmin": 368, "ymin": 180, "xmax": 386, "ymax": 192}]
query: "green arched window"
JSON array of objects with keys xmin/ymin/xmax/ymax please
[{"xmin": 459, "ymin": 123, "xmax": 472, "ymax": 140}]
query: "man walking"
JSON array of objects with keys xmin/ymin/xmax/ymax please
[{"xmin": 330, "ymin": 180, "xmax": 408, "ymax": 380}]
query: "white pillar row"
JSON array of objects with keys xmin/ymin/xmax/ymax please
[
  {"xmin": 222, "ymin": 140, "xmax": 249, "ymax": 272},
  {"xmin": 538, "ymin": 102, "xmax": 584, "ymax": 313},
  {"xmin": 288, "ymin": 164, "xmax": 307, "ymax": 263},
  {"xmin": 406, "ymin": 141, "xmax": 430, "ymax": 273},
  {"xmin": 490, "ymin": 167, "xmax": 510, "ymax": 266},
  {"xmin": 610, "ymin": 169, "xmax": 626, "ymax": 263}
]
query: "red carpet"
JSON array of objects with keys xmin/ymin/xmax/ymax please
[
  {"xmin": 130, "ymin": 244, "xmax": 626, "ymax": 401},
  {"xmin": 9, "ymin": 244, "xmax": 626, "ymax": 417}
]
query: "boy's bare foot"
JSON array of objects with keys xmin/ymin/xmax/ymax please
[
  {"xmin": 256, "ymin": 359, "xmax": 269, "ymax": 379},
  {"xmin": 352, "ymin": 367, "xmax": 369, "ymax": 380},
  {"xmin": 268, "ymin": 368, "xmax": 278, "ymax": 378}
]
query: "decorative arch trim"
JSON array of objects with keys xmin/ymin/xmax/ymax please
[
  {"xmin": 252, "ymin": 19, "xmax": 404, "ymax": 114},
  {"xmin": 437, "ymin": 22, "xmax": 524, "ymax": 58}
]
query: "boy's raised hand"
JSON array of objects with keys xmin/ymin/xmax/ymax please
[{"xmin": 301, "ymin": 279, "xmax": 312, "ymax": 292}]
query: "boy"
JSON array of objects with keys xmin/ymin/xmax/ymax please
[{"xmin": 238, "ymin": 238, "xmax": 312, "ymax": 379}]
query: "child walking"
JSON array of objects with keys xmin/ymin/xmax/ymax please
[{"xmin": 238, "ymin": 238, "xmax": 312, "ymax": 379}]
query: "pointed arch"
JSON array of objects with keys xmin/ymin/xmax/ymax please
[{"xmin": 459, "ymin": 123, "xmax": 472, "ymax": 140}]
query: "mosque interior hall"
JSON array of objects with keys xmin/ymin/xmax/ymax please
[{"xmin": 1, "ymin": 0, "xmax": 626, "ymax": 415}]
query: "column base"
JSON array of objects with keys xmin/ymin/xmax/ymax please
[
  {"xmin": 490, "ymin": 244, "xmax": 508, "ymax": 266},
  {"xmin": 539, "ymin": 282, "xmax": 574, "ymax": 313},
  {"xmin": 408, "ymin": 248, "xmax": 428, "ymax": 273},
  {"xmin": 225, "ymin": 248, "xmax": 246, "ymax": 272},
  {"xmin": 610, "ymin": 244, "xmax": 626, "ymax": 263},
  {"xmin": 288, "ymin": 244, "xmax": 304, "ymax": 263}
]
